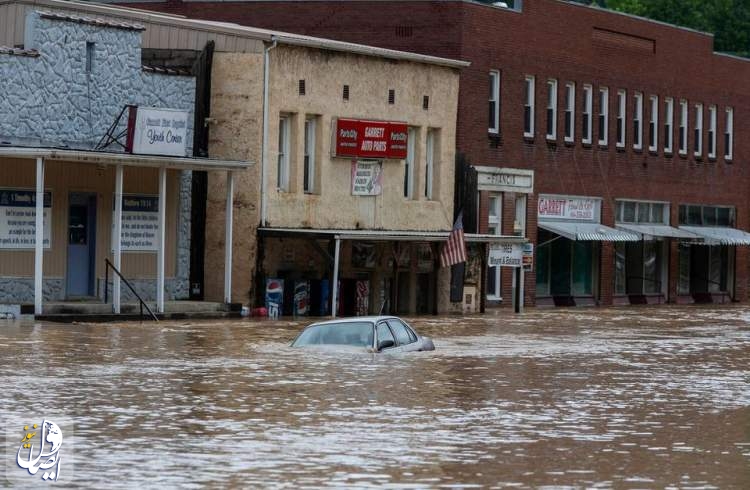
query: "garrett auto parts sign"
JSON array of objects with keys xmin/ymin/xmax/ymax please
[{"xmin": 334, "ymin": 119, "xmax": 408, "ymax": 159}]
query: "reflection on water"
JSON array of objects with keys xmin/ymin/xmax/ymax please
[{"xmin": 1, "ymin": 306, "xmax": 749, "ymax": 488}]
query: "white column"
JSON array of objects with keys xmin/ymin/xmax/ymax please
[
  {"xmin": 518, "ymin": 266, "xmax": 525, "ymax": 314},
  {"xmin": 34, "ymin": 157, "xmax": 44, "ymax": 316},
  {"xmin": 331, "ymin": 237, "xmax": 341, "ymax": 318},
  {"xmin": 224, "ymin": 171, "xmax": 234, "ymax": 304},
  {"xmin": 113, "ymin": 165, "xmax": 123, "ymax": 314},
  {"xmin": 156, "ymin": 167, "xmax": 167, "ymax": 313}
]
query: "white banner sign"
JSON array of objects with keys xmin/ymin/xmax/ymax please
[
  {"xmin": 114, "ymin": 195, "xmax": 159, "ymax": 252},
  {"xmin": 538, "ymin": 196, "xmax": 600, "ymax": 221},
  {"xmin": 351, "ymin": 160, "xmax": 383, "ymax": 196},
  {"xmin": 489, "ymin": 242, "xmax": 523, "ymax": 268},
  {"xmin": 0, "ymin": 189, "xmax": 51, "ymax": 249},
  {"xmin": 131, "ymin": 107, "xmax": 188, "ymax": 157}
]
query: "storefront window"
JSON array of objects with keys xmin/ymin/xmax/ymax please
[
  {"xmin": 643, "ymin": 241, "xmax": 660, "ymax": 293},
  {"xmin": 615, "ymin": 242, "xmax": 626, "ymax": 295},
  {"xmin": 571, "ymin": 241, "xmax": 593, "ymax": 295},
  {"xmin": 487, "ymin": 195, "xmax": 501, "ymax": 299},
  {"xmin": 678, "ymin": 243, "xmax": 691, "ymax": 294},
  {"xmin": 536, "ymin": 234, "xmax": 551, "ymax": 296}
]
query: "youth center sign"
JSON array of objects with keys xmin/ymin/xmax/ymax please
[
  {"xmin": 334, "ymin": 119, "xmax": 408, "ymax": 159},
  {"xmin": 127, "ymin": 107, "xmax": 188, "ymax": 157},
  {"xmin": 0, "ymin": 189, "xmax": 51, "ymax": 249}
]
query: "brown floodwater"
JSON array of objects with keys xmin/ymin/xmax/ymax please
[{"xmin": 1, "ymin": 306, "xmax": 749, "ymax": 488}]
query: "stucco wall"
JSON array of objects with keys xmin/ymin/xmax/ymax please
[{"xmin": 265, "ymin": 45, "xmax": 459, "ymax": 232}]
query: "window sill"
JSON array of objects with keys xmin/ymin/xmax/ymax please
[
  {"xmin": 582, "ymin": 142, "xmax": 592, "ymax": 149},
  {"xmin": 678, "ymin": 152, "xmax": 688, "ymax": 159},
  {"xmin": 708, "ymin": 156, "xmax": 717, "ymax": 163},
  {"xmin": 725, "ymin": 157, "xmax": 733, "ymax": 163},
  {"xmin": 633, "ymin": 147, "xmax": 643, "ymax": 154},
  {"xmin": 564, "ymin": 139, "xmax": 575, "ymax": 147},
  {"xmin": 648, "ymin": 149, "xmax": 658, "ymax": 156},
  {"xmin": 598, "ymin": 143, "xmax": 608, "ymax": 150},
  {"xmin": 615, "ymin": 145, "xmax": 626, "ymax": 152},
  {"xmin": 523, "ymin": 135, "xmax": 535, "ymax": 142},
  {"xmin": 664, "ymin": 150, "xmax": 673, "ymax": 157}
]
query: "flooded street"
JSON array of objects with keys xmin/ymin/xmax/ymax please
[{"xmin": 2, "ymin": 306, "xmax": 749, "ymax": 488}]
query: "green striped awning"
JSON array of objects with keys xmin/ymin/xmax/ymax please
[{"xmin": 539, "ymin": 221, "xmax": 640, "ymax": 242}]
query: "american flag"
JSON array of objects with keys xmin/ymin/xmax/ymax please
[{"xmin": 440, "ymin": 212, "xmax": 467, "ymax": 267}]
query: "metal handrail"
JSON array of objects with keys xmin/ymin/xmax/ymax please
[{"xmin": 104, "ymin": 258, "xmax": 159, "ymax": 321}]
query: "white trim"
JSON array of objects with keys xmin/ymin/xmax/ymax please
[
  {"xmin": 648, "ymin": 95, "xmax": 659, "ymax": 152},
  {"xmin": 112, "ymin": 165, "xmax": 123, "ymax": 314},
  {"xmin": 664, "ymin": 97, "xmax": 674, "ymax": 154},
  {"xmin": 564, "ymin": 82, "xmax": 575, "ymax": 143},
  {"xmin": 616, "ymin": 89, "xmax": 626, "ymax": 148},
  {"xmin": 304, "ymin": 116, "xmax": 316, "ymax": 193},
  {"xmin": 633, "ymin": 92, "xmax": 643, "ymax": 150},
  {"xmin": 489, "ymin": 70, "xmax": 500, "ymax": 134},
  {"xmin": 598, "ymin": 86, "xmax": 609, "ymax": 146},
  {"xmin": 156, "ymin": 166, "xmax": 166, "ymax": 313},
  {"xmin": 524, "ymin": 75, "xmax": 535, "ymax": 138},
  {"xmin": 546, "ymin": 78, "xmax": 557, "ymax": 140},
  {"xmin": 694, "ymin": 103, "xmax": 703, "ymax": 157},
  {"xmin": 725, "ymin": 107, "xmax": 734, "ymax": 161},
  {"xmin": 425, "ymin": 128, "xmax": 435, "ymax": 200},
  {"xmin": 34, "ymin": 157, "xmax": 44, "ymax": 315},
  {"xmin": 679, "ymin": 99, "xmax": 688, "ymax": 155},
  {"xmin": 708, "ymin": 105, "xmax": 717, "ymax": 159},
  {"xmin": 224, "ymin": 171, "xmax": 234, "ymax": 303},
  {"xmin": 582, "ymin": 84, "xmax": 593, "ymax": 144},
  {"xmin": 277, "ymin": 115, "xmax": 290, "ymax": 191}
]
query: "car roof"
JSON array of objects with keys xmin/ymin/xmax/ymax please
[{"xmin": 308, "ymin": 316, "xmax": 402, "ymax": 327}]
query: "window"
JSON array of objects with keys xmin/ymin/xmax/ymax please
[
  {"xmin": 616, "ymin": 90, "xmax": 626, "ymax": 148},
  {"xmin": 424, "ymin": 128, "xmax": 436, "ymax": 199},
  {"xmin": 388, "ymin": 89, "xmax": 395, "ymax": 105},
  {"xmin": 598, "ymin": 87, "xmax": 608, "ymax": 146},
  {"xmin": 277, "ymin": 116, "xmax": 290, "ymax": 191},
  {"xmin": 617, "ymin": 200, "xmax": 668, "ymax": 224},
  {"xmin": 487, "ymin": 195, "xmax": 502, "ymax": 299},
  {"xmin": 564, "ymin": 82, "xmax": 575, "ymax": 142},
  {"xmin": 678, "ymin": 204, "xmax": 735, "ymax": 227},
  {"xmin": 514, "ymin": 194, "xmax": 526, "ymax": 237},
  {"xmin": 664, "ymin": 97, "xmax": 674, "ymax": 154},
  {"xmin": 489, "ymin": 71, "xmax": 500, "ymax": 133},
  {"xmin": 404, "ymin": 127, "xmax": 416, "ymax": 198},
  {"xmin": 298, "ymin": 79, "xmax": 306, "ymax": 96},
  {"xmin": 694, "ymin": 103, "xmax": 703, "ymax": 157},
  {"xmin": 649, "ymin": 95, "xmax": 658, "ymax": 152},
  {"xmin": 523, "ymin": 76, "xmax": 535, "ymax": 137},
  {"xmin": 423, "ymin": 95, "xmax": 429, "ymax": 110},
  {"xmin": 582, "ymin": 84, "xmax": 592, "ymax": 144},
  {"xmin": 546, "ymin": 79, "xmax": 557, "ymax": 140},
  {"xmin": 679, "ymin": 99, "xmax": 688, "ymax": 155},
  {"xmin": 708, "ymin": 105, "xmax": 717, "ymax": 159},
  {"xmin": 343, "ymin": 84, "xmax": 350, "ymax": 101},
  {"xmin": 387, "ymin": 320, "xmax": 414, "ymax": 345},
  {"xmin": 303, "ymin": 117, "xmax": 316, "ymax": 193},
  {"xmin": 725, "ymin": 107, "xmax": 734, "ymax": 161},
  {"xmin": 85, "ymin": 41, "xmax": 95, "ymax": 73},
  {"xmin": 633, "ymin": 92, "xmax": 643, "ymax": 150},
  {"xmin": 376, "ymin": 322, "xmax": 396, "ymax": 349}
]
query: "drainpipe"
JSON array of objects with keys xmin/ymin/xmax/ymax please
[{"xmin": 260, "ymin": 37, "xmax": 278, "ymax": 228}]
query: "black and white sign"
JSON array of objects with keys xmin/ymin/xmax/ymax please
[
  {"xmin": 114, "ymin": 195, "xmax": 160, "ymax": 252},
  {"xmin": 488, "ymin": 242, "xmax": 523, "ymax": 267},
  {"xmin": 0, "ymin": 189, "xmax": 51, "ymax": 249},
  {"xmin": 131, "ymin": 107, "xmax": 188, "ymax": 157}
]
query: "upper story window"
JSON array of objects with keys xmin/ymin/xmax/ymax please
[
  {"xmin": 404, "ymin": 127, "xmax": 417, "ymax": 199},
  {"xmin": 694, "ymin": 103, "xmax": 703, "ymax": 157},
  {"xmin": 633, "ymin": 92, "xmax": 643, "ymax": 150},
  {"xmin": 304, "ymin": 117, "xmax": 316, "ymax": 194},
  {"xmin": 679, "ymin": 99, "xmax": 688, "ymax": 155},
  {"xmin": 277, "ymin": 116, "xmax": 290, "ymax": 191},
  {"xmin": 85, "ymin": 41, "xmax": 95, "ymax": 73},
  {"xmin": 648, "ymin": 95, "xmax": 659, "ymax": 153},
  {"xmin": 424, "ymin": 128, "xmax": 437, "ymax": 200},
  {"xmin": 679, "ymin": 204, "xmax": 735, "ymax": 227},
  {"xmin": 617, "ymin": 200, "xmax": 668, "ymax": 224},
  {"xmin": 725, "ymin": 107, "xmax": 734, "ymax": 161},
  {"xmin": 564, "ymin": 82, "xmax": 575, "ymax": 142},
  {"xmin": 616, "ymin": 90, "xmax": 626, "ymax": 148},
  {"xmin": 708, "ymin": 105, "xmax": 717, "ymax": 159},
  {"xmin": 582, "ymin": 84, "xmax": 593, "ymax": 144},
  {"xmin": 598, "ymin": 87, "xmax": 608, "ymax": 147},
  {"xmin": 489, "ymin": 70, "xmax": 500, "ymax": 134},
  {"xmin": 523, "ymin": 76, "xmax": 535, "ymax": 138},
  {"xmin": 664, "ymin": 97, "xmax": 674, "ymax": 154},
  {"xmin": 546, "ymin": 79, "xmax": 558, "ymax": 140}
]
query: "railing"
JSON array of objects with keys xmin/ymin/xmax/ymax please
[{"xmin": 104, "ymin": 258, "xmax": 159, "ymax": 321}]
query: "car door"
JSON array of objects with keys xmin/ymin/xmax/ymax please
[
  {"xmin": 387, "ymin": 319, "xmax": 420, "ymax": 352},
  {"xmin": 375, "ymin": 321, "xmax": 401, "ymax": 353}
]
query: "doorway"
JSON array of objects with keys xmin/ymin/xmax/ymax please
[{"xmin": 67, "ymin": 193, "xmax": 97, "ymax": 298}]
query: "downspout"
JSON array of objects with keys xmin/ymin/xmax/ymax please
[{"xmin": 261, "ymin": 37, "xmax": 278, "ymax": 227}]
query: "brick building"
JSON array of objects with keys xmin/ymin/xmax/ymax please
[{"xmin": 118, "ymin": 0, "xmax": 750, "ymax": 308}]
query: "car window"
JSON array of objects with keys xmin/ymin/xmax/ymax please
[
  {"xmin": 292, "ymin": 322, "xmax": 373, "ymax": 348},
  {"xmin": 376, "ymin": 322, "xmax": 396, "ymax": 349},
  {"xmin": 387, "ymin": 320, "xmax": 413, "ymax": 345}
]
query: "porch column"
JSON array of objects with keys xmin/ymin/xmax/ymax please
[
  {"xmin": 34, "ymin": 157, "xmax": 44, "ymax": 315},
  {"xmin": 224, "ymin": 171, "xmax": 234, "ymax": 304},
  {"xmin": 156, "ymin": 167, "xmax": 167, "ymax": 313},
  {"xmin": 331, "ymin": 237, "xmax": 341, "ymax": 317},
  {"xmin": 113, "ymin": 165, "xmax": 123, "ymax": 314}
]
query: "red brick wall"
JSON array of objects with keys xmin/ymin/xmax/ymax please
[{"xmin": 125, "ymin": 0, "xmax": 750, "ymax": 302}]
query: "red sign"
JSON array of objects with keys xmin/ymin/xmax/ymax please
[{"xmin": 334, "ymin": 118, "xmax": 408, "ymax": 159}]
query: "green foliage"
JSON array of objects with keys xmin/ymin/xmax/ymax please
[{"xmin": 570, "ymin": 0, "xmax": 750, "ymax": 57}]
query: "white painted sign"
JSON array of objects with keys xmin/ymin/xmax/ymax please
[
  {"xmin": 0, "ymin": 189, "xmax": 51, "ymax": 249},
  {"xmin": 113, "ymin": 195, "xmax": 159, "ymax": 252},
  {"xmin": 351, "ymin": 160, "xmax": 383, "ymax": 196},
  {"xmin": 489, "ymin": 242, "xmax": 523, "ymax": 267},
  {"xmin": 131, "ymin": 107, "xmax": 188, "ymax": 157},
  {"xmin": 538, "ymin": 195, "xmax": 600, "ymax": 221},
  {"xmin": 475, "ymin": 166, "xmax": 534, "ymax": 194}
]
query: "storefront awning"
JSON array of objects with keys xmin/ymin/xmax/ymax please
[
  {"xmin": 258, "ymin": 227, "xmax": 527, "ymax": 243},
  {"xmin": 679, "ymin": 226, "xmax": 750, "ymax": 245},
  {"xmin": 616, "ymin": 223, "xmax": 702, "ymax": 240},
  {"xmin": 539, "ymin": 221, "xmax": 640, "ymax": 242}
]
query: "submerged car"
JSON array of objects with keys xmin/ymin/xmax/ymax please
[{"xmin": 291, "ymin": 316, "xmax": 435, "ymax": 353}]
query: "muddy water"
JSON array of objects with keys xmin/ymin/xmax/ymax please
[{"xmin": 1, "ymin": 306, "xmax": 749, "ymax": 488}]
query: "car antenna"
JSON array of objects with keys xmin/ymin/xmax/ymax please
[{"xmin": 378, "ymin": 298, "xmax": 388, "ymax": 315}]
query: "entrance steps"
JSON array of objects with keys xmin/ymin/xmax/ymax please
[{"xmin": 27, "ymin": 301, "xmax": 242, "ymax": 322}]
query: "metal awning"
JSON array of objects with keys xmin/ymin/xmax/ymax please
[
  {"xmin": 538, "ymin": 221, "xmax": 640, "ymax": 242},
  {"xmin": 258, "ymin": 227, "xmax": 527, "ymax": 243},
  {"xmin": 616, "ymin": 223, "xmax": 702, "ymax": 240},
  {"xmin": 679, "ymin": 226, "xmax": 750, "ymax": 245}
]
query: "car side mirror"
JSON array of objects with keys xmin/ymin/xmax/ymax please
[{"xmin": 378, "ymin": 339, "xmax": 395, "ymax": 351}]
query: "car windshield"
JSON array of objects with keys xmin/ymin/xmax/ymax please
[{"xmin": 292, "ymin": 322, "xmax": 374, "ymax": 348}]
